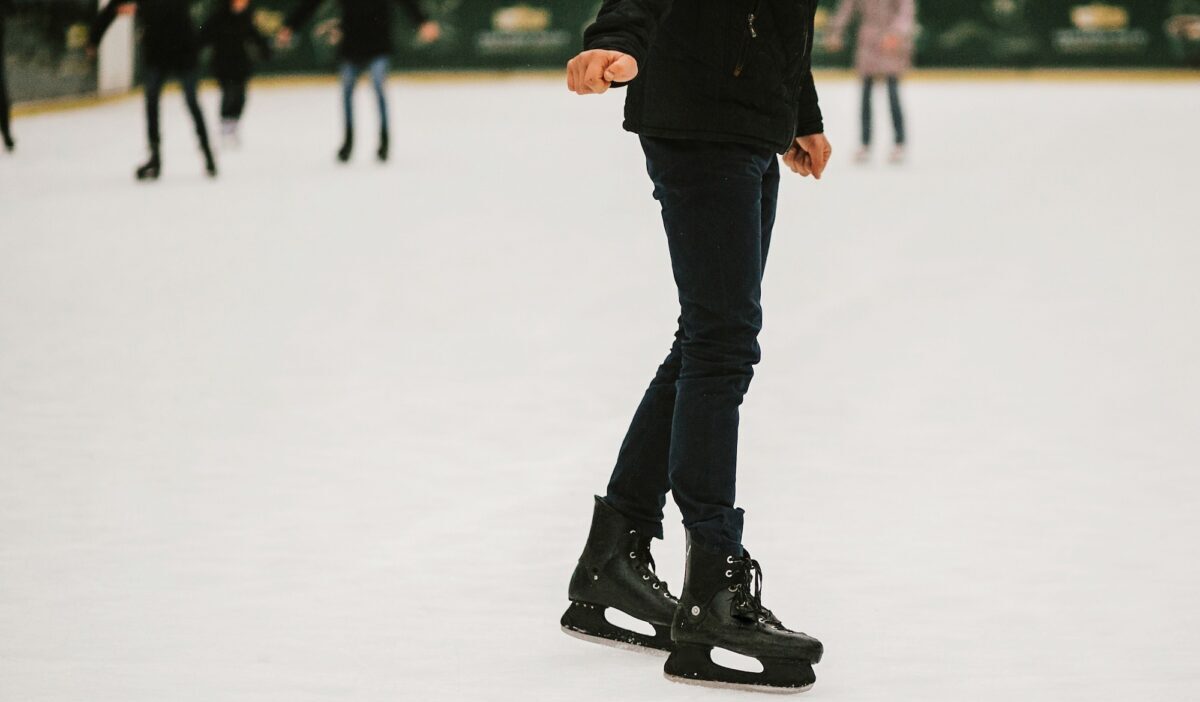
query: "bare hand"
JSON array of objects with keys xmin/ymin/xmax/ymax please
[
  {"xmin": 825, "ymin": 35, "xmax": 844, "ymax": 52},
  {"xmin": 881, "ymin": 33, "xmax": 901, "ymax": 52},
  {"xmin": 275, "ymin": 27, "xmax": 293, "ymax": 49},
  {"xmin": 783, "ymin": 133, "xmax": 832, "ymax": 179},
  {"xmin": 85, "ymin": 44, "xmax": 98, "ymax": 61},
  {"xmin": 566, "ymin": 50, "xmax": 638, "ymax": 95},
  {"xmin": 418, "ymin": 21, "xmax": 441, "ymax": 44}
]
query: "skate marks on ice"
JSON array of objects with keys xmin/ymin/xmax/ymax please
[
  {"xmin": 560, "ymin": 601, "xmax": 672, "ymax": 656},
  {"xmin": 664, "ymin": 644, "xmax": 815, "ymax": 694}
]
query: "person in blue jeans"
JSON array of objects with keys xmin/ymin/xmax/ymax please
[
  {"xmin": 276, "ymin": 0, "xmax": 439, "ymax": 163},
  {"xmin": 560, "ymin": 0, "xmax": 831, "ymax": 693}
]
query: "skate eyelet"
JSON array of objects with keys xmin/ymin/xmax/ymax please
[
  {"xmin": 726, "ymin": 556, "xmax": 734, "ymax": 564},
  {"xmin": 629, "ymin": 530, "xmax": 637, "ymax": 535},
  {"xmin": 690, "ymin": 606, "xmax": 700, "ymax": 616},
  {"xmin": 728, "ymin": 585, "xmax": 738, "ymax": 592},
  {"xmin": 725, "ymin": 569, "xmax": 732, "ymax": 577},
  {"xmin": 642, "ymin": 575, "xmax": 649, "ymax": 580},
  {"xmin": 652, "ymin": 583, "xmax": 659, "ymax": 590}
]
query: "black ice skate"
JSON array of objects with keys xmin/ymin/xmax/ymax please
[
  {"xmin": 377, "ymin": 127, "xmax": 389, "ymax": 162},
  {"xmin": 560, "ymin": 496, "xmax": 677, "ymax": 654},
  {"xmin": 664, "ymin": 540, "xmax": 823, "ymax": 693},
  {"xmin": 337, "ymin": 127, "xmax": 354, "ymax": 163},
  {"xmin": 135, "ymin": 149, "xmax": 161, "ymax": 181}
]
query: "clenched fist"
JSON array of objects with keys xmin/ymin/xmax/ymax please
[
  {"xmin": 566, "ymin": 50, "xmax": 638, "ymax": 95},
  {"xmin": 783, "ymin": 133, "xmax": 832, "ymax": 179}
]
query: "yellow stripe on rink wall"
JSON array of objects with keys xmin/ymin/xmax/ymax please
[{"xmin": 12, "ymin": 68, "xmax": 1199, "ymax": 117}]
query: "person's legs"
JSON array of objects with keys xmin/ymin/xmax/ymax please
[
  {"xmin": 179, "ymin": 68, "xmax": 215, "ymax": 174},
  {"xmin": 219, "ymin": 78, "xmax": 247, "ymax": 121},
  {"xmin": 0, "ymin": 42, "xmax": 12, "ymax": 150},
  {"xmin": 603, "ymin": 327, "xmax": 684, "ymax": 539},
  {"xmin": 368, "ymin": 56, "xmax": 389, "ymax": 132},
  {"xmin": 179, "ymin": 69, "xmax": 211, "ymax": 147},
  {"xmin": 368, "ymin": 55, "xmax": 390, "ymax": 160},
  {"xmin": 606, "ymin": 153, "xmax": 780, "ymax": 541},
  {"xmin": 886, "ymin": 75, "xmax": 906, "ymax": 146},
  {"xmin": 635, "ymin": 137, "xmax": 776, "ymax": 553},
  {"xmin": 337, "ymin": 61, "xmax": 359, "ymax": 160},
  {"xmin": 860, "ymin": 75, "xmax": 874, "ymax": 148},
  {"xmin": 143, "ymin": 65, "xmax": 165, "ymax": 150}
]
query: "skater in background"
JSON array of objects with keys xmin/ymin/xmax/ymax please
[
  {"xmin": 826, "ymin": 0, "xmax": 915, "ymax": 163},
  {"xmin": 90, "ymin": 0, "xmax": 217, "ymax": 179},
  {"xmin": 200, "ymin": 0, "xmax": 271, "ymax": 148},
  {"xmin": 275, "ymin": 0, "xmax": 440, "ymax": 163},
  {"xmin": 560, "ymin": 0, "xmax": 830, "ymax": 693},
  {"xmin": 1, "ymin": 0, "xmax": 13, "ymax": 152}
]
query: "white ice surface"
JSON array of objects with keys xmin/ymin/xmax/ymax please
[{"xmin": 2, "ymin": 76, "xmax": 1199, "ymax": 701}]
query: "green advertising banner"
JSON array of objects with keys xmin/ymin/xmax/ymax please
[
  {"xmin": 7, "ymin": 0, "xmax": 1200, "ymax": 104},
  {"xmin": 256, "ymin": 0, "xmax": 1200, "ymax": 71}
]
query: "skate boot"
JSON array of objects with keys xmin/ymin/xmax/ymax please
[
  {"xmin": 888, "ymin": 145, "xmax": 906, "ymax": 164},
  {"xmin": 664, "ymin": 539, "xmax": 823, "ymax": 693},
  {"xmin": 337, "ymin": 127, "xmax": 354, "ymax": 163},
  {"xmin": 2, "ymin": 134, "xmax": 13, "ymax": 153},
  {"xmin": 854, "ymin": 145, "xmax": 870, "ymax": 164},
  {"xmin": 135, "ymin": 148, "xmax": 161, "ymax": 181},
  {"xmin": 560, "ymin": 496, "xmax": 677, "ymax": 654},
  {"xmin": 377, "ymin": 127, "xmax": 389, "ymax": 162}
]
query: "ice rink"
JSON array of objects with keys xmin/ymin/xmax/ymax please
[{"xmin": 2, "ymin": 74, "xmax": 1199, "ymax": 701}]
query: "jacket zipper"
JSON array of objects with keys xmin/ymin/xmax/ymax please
[{"xmin": 733, "ymin": 3, "xmax": 760, "ymax": 78}]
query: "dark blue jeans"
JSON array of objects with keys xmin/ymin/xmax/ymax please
[{"xmin": 604, "ymin": 137, "xmax": 780, "ymax": 553}]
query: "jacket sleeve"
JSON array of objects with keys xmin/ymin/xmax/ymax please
[
  {"xmin": 795, "ymin": 2, "xmax": 823, "ymax": 137},
  {"xmin": 91, "ymin": 0, "xmax": 135, "ymax": 47},
  {"xmin": 826, "ymin": 0, "xmax": 856, "ymax": 41},
  {"xmin": 284, "ymin": 0, "xmax": 324, "ymax": 32},
  {"xmin": 392, "ymin": 0, "xmax": 429, "ymax": 26},
  {"xmin": 795, "ymin": 71, "xmax": 823, "ymax": 136},
  {"xmin": 582, "ymin": 0, "xmax": 674, "ymax": 69}
]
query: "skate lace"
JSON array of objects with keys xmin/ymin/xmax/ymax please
[
  {"xmin": 631, "ymin": 533, "xmax": 672, "ymax": 596},
  {"xmin": 728, "ymin": 551, "xmax": 780, "ymax": 626}
]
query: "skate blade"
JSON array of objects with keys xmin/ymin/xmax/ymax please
[
  {"xmin": 560, "ymin": 601, "xmax": 673, "ymax": 655},
  {"xmin": 664, "ymin": 644, "xmax": 815, "ymax": 694},
  {"xmin": 560, "ymin": 626, "xmax": 671, "ymax": 657},
  {"xmin": 664, "ymin": 672, "xmax": 812, "ymax": 694}
]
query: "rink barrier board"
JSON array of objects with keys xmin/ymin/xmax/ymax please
[{"xmin": 11, "ymin": 67, "xmax": 1200, "ymax": 118}]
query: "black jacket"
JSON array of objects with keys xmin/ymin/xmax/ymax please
[
  {"xmin": 200, "ymin": 7, "xmax": 271, "ymax": 81},
  {"xmin": 285, "ymin": 0, "xmax": 427, "ymax": 63},
  {"xmin": 584, "ymin": 0, "xmax": 823, "ymax": 154},
  {"xmin": 92, "ymin": 0, "xmax": 201, "ymax": 71}
]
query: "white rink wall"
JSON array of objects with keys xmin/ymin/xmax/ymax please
[{"xmin": 1, "ymin": 76, "xmax": 1199, "ymax": 701}]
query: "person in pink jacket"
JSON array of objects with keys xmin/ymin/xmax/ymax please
[{"xmin": 826, "ymin": 0, "xmax": 915, "ymax": 163}]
